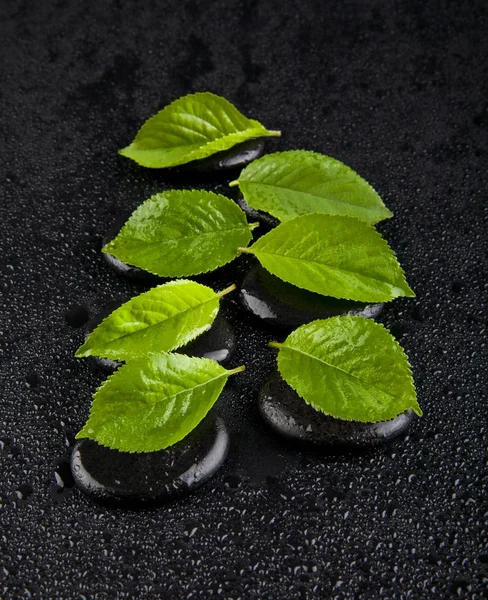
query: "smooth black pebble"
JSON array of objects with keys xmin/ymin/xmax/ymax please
[
  {"xmin": 102, "ymin": 217, "xmax": 162, "ymax": 282},
  {"xmin": 240, "ymin": 265, "xmax": 384, "ymax": 329},
  {"xmin": 187, "ymin": 138, "xmax": 265, "ymax": 172},
  {"xmin": 70, "ymin": 415, "xmax": 229, "ymax": 507},
  {"xmin": 259, "ymin": 371, "xmax": 415, "ymax": 447},
  {"xmin": 84, "ymin": 305, "xmax": 236, "ymax": 372},
  {"xmin": 235, "ymin": 196, "xmax": 279, "ymax": 229}
]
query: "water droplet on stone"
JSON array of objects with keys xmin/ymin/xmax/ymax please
[
  {"xmin": 259, "ymin": 371, "xmax": 416, "ymax": 447},
  {"xmin": 240, "ymin": 265, "xmax": 383, "ymax": 329},
  {"xmin": 70, "ymin": 415, "xmax": 229, "ymax": 507}
]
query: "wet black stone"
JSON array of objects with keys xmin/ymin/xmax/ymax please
[
  {"xmin": 84, "ymin": 304, "xmax": 236, "ymax": 372},
  {"xmin": 70, "ymin": 415, "xmax": 229, "ymax": 507},
  {"xmin": 15, "ymin": 484, "xmax": 33, "ymax": 500},
  {"xmin": 185, "ymin": 138, "xmax": 265, "ymax": 172},
  {"xmin": 102, "ymin": 217, "xmax": 163, "ymax": 282},
  {"xmin": 235, "ymin": 195, "xmax": 280, "ymax": 229},
  {"xmin": 259, "ymin": 371, "xmax": 416, "ymax": 447},
  {"xmin": 64, "ymin": 305, "xmax": 90, "ymax": 328},
  {"xmin": 181, "ymin": 314, "xmax": 236, "ymax": 363},
  {"xmin": 240, "ymin": 265, "xmax": 384, "ymax": 329}
]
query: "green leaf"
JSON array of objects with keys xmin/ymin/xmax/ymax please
[
  {"xmin": 240, "ymin": 213, "xmax": 414, "ymax": 302},
  {"xmin": 75, "ymin": 280, "xmax": 235, "ymax": 361},
  {"xmin": 103, "ymin": 190, "xmax": 253, "ymax": 277},
  {"xmin": 77, "ymin": 353, "xmax": 245, "ymax": 452},
  {"xmin": 230, "ymin": 150, "xmax": 392, "ymax": 224},
  {"xmin": 119, "ymin": 92, "xmax": 281, "ymax": 168},
  {"xmin": 270, "ymin": 316, "xmax": 421, "ymax": 422}
]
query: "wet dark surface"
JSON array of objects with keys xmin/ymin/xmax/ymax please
[
  {"xmin": 1, "ymin": 1, "xmax": 487, "ymax": 599},
  {"xmin": 71, "ymin": 416, "xmax": 230, "ymax": 507},
  {"xmin": 184, "ymin": 138, "xmax": 265, "ymax": 172},
  {"xmin": 240, "ymin": 264, "xmax": 384, "ymax": 329},
  {"xmin": 259, "ymin": 371, "xmax": 415, "ymax": 446}
]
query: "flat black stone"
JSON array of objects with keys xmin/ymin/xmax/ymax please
[
  {"xmin": 84, "ymin": 305, "xmax": 235, "ymax": 372},
  {"xmin": 240, "ymin": 265, "xmax": 384, "ymax": 329},
  {"xmin": 259, "ymin": 371, "xmax": 415, "ymax": 447},
  {"xmin": 185, "ymin": 138, "xmax": 265, "ymax": 172},
  {"xmin": 102, "ymin": 217, "xmax": 163, "ymax": 282},
  {"xmin": 70, "ymin": 415, "xmax": 229, "ymax": 507}
]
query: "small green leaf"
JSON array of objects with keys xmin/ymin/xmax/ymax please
[
  {"xmin": 230, "ymin": 150, "xmax": 392, "ymax": 224},
  {"xmin": 77, "ymin": 353, "xmax": 245, "ymax": 452},
  {"xmin": 76, "ymin": 280, "xmax": 235, "ymax": 361},
  {"xmin": 270, "ymin": 316, "xmax": 421, "ymax": 422},
  {"xmin": 240, "ymin": 213, "xmax": 414, "ymax": 302},
  {"xmin": 119, "ymin": 92, "xmax": 281, "ymax": 168},
  {"xmin": 103, "ymin": 190, "xmax": 253, "ymax": 277}
]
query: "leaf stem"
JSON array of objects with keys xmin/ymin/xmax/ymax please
[
  {"xmin": 268, "ymin": 341, "xmax": 283, "ymax": 350},
  {"xmin": 228, "ymin": 365, "xmax": 246, "ymax": 375},
  {"xmin": 267, "ymin": 130, "xmax": 282, "ymax": 137},
  {"xmin": 217, "ymin": 283, "xmax": 237, "ymax": 297},
  {"xmin": 237, "ymin": 247, "xmax": 254, "ymax": 254},
  {"xmin": 248, "ymin": 222, "xmax": 259, "ymax": 231},
  {"xmin": 229, "ymin": 180, "xmax": 239, "ymax": 187}
]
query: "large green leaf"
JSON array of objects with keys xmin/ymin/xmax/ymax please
[
  {"xmin": 230, "ymin": 150, "xmax": 392, "ymax": 224},
  {"xmin": 103, "ymin": 190, "xmax": 254, "ymax": 277},
  {"xmin": 76, "ymin": 280, "xmax": 234, "ymax": 361},
  {"xmin": 77, "ymin": 353, "xmax": 245, "ymax": 452},
  {"xmin": 270, "ymin": 316, "xmax": 421, "ymax": 422},
  {"xmin": 119, "ymin": 92, "xmax": 280, "ymax": 168},
  {"xmin": 240, "ymin": 213, "xmax": 414, "ymax": 302}
]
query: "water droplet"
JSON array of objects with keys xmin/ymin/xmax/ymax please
[
  {"xmin": 25, "ymin": 372, "xmax": 39, "ymax": 388},
  {"xmin": 259, "ymin": 371, "xmax": 415, "ymax": 447},
  {"xmin": 70, "ymin": 415, "xmax": 229, "ymax": 507},
  {"xmin": 15, "ymin": 484, "xmax": 33, "ymax": 500},
  {"xmin": 240, "ymin": 265, "xmax": 383, "ymax": 329}
]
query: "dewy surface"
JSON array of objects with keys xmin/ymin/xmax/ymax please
[{"xmin": 0, "ymin": 1, "xmax": 487, "ymax": 599}]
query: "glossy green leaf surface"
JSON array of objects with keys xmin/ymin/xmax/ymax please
[
  {"xmin": 77, "ymin": 353, "xmax": 244, "ymax": 452},
  {"xmin": 76, "ymin": 280, "xmax": 231, "ymax": 361},
  {"xmin": 119, "ymin": 92, "xmax": 280, "ymax": 168},
  {"xmin": 242, "ymin": 213, "xmax": 414, "ymax": 302},
  {"xmin": 231, "ymin": 150, "xmax": 392, "ymax": 224},
  {"xmin": 271, "ymin": 316, "xmax": 421, "ymax": 422},
  {"xmin": 103, "ymin": 190, "xmax": 253, "ymax": 277}
]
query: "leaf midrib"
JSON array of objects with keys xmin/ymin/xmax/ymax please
[
  {"xmin": 253, "ymin": 245, "xmax": 397, "ymax": 288},
  {"xmin": 243, "ymin": 178, "xmax": 381, "ymax": 211},
  {"xmin": 282, "ymin": 344, "xmax": 398, "ymax": 401},
  {"xmin": 117, "ymin": 223, "xmax": 251, "ymax": 246},
  {"xmin": 94, "ymin": 294, "xmax": 217, "ymax": 350}
]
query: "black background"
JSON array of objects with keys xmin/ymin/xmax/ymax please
[{"xmin": 1, "ymin": 1, "xmax": 487, "ymax": 598}]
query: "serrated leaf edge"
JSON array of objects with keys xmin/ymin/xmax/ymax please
[
  {"xmin": 272, "ymin": 316, "xmax": 421, "ymax": 423},
  {"xmin": 243, "ymin": 213, "xmax": 415, "ymax": 302},
  {"xmin": 75, "ymin": 279, "xmax": 230, "ymax": 360}
]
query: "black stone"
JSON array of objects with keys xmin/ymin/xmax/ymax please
[
  {"xmin": 240, "ymin": 265, "xmax": 384, "ymax": 329},
  {"xmin": 84, "ymin": 304, "xmax": 236, "ymax": 372},
  {"xmin": 70, "ymin": 415, "xmax": 229, "ymax": 507},
  {"xmin": 259, "ymin": 371, "xmax": 416, "ymax": 447},
  {"xmin": 181, "ymin": 315, "xmax": 236, "ymax": 363},
  {"xmin": 235, "ymin": 195, "xmax": 279, "ymax": 229},
  {"xmin": 185, "ymin": 138, "xmax": 265, "ymax": 172},
  {"xmin": 102, "ymin": 217, "xmax": 163, "ymax": 283}
]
